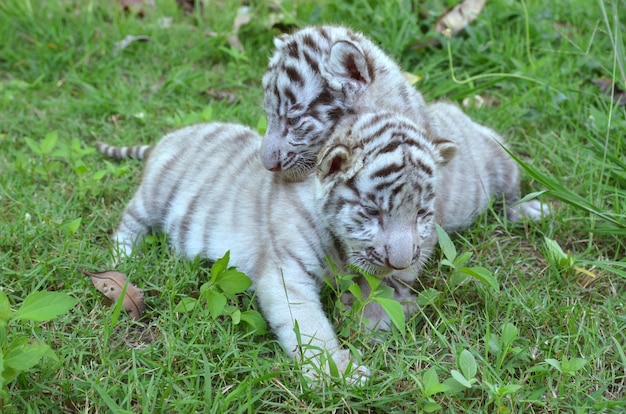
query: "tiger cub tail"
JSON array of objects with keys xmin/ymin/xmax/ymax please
[{"xmin": 96, "ymin": 142, "xmax": 153, "ymax": 160}]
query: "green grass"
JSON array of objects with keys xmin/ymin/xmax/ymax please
[{"xmin": 1, "ymin": 0, "xmax": 625, "ymax": 412}]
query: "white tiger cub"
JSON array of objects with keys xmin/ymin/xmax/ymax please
[
  {"xmin": 261, "ymin": 24, "xmax": 548, "ymax": 225},
  {"xmin": 97, "ymin": 111, "xmax": 457, "ymax": 384},
  {"xmin": 341, "ymin": 102, "xmax": 549, "ymax": 331},
  {"xmin": 262, "ymin": 25, "xmax": 429, "ymax": 181}
]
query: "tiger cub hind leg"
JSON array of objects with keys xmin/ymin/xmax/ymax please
[{"xmin": 507, "ymin": 199, "xmax": 551, "ymax": 222}]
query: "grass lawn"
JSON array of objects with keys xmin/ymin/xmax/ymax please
[{"xmin": 1, "ymin": 0, "xmax": 625, "ymax": 412}]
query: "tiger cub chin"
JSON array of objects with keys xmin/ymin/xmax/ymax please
[{"xmin": 98, "ymin": 111, "xmax": 457, "ymax": 385}]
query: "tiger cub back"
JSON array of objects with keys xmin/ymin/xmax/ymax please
[
  {"xmin": 261, "ymin": 25, "xmax": 428, "ymax": 181},
  {"xmin": 261, "ymin": 25, "xmax": 548, "ymax": 228},
  {"xmin": 98, "ymin": 112, "xmax": 456, "ymax": 384},
  {"xmin": 428, "ymin": 102, "xmax": 549, "ymax": 228}
]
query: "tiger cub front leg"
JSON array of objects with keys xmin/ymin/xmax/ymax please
[{"xmin": 255, "ymin": 272, "xmax": 370, "ymax": 385}]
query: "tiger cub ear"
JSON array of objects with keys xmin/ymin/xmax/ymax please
[
  {"xmin": 317, "ymin": 144, "xmax": 352, "ymax": 179},
  {"xmin": 323, "ymin": 40, "xmax": 371, "ymax": 98},
  {"xmin": 432, "ymin": 138, "xmax": 458, "ymax": 167}
]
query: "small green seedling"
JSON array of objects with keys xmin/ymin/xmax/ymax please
[
  {"xmin": 174, "ymin": 252, "xmax": 267, "ymax": 334},
  {"xmin": 0, "ymin": 290, "xmax": 77, "ymax": 407},
  {"xmin": 436, "ymin": 224, "xmax": 499, "ymax": 292}
]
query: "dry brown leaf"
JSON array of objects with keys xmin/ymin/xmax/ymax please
[
  {"xmin": 592, "ymin": 78, "xmax": 626, "ymax": 106},
  {"xmin": 462, "ymin": 94, "xmax": 498, "ymax": 108},
  {"xmin": 205, "ymin": 90, "xmax": 238, "ymax": 104},
  {"xmin": 118, "ymin": 0, "xmax": 155, "ymax": 17},
  {"xmin": 85, "ymin": 270, "xmax": 145, "ymax": 320},
  {"xmin": 403, "ymin": 72, "xmax": 423, "ymax": 86},
  {"xmin": 435, "ymin": 0, "xmax": 488, "ymax": 35},
  {"xmin": 176, "ymin": 0, "xmax": 203, "ymax": 15},
  {"xmin": 228, "ymin": 6, "xmax": 252, "ymax": 51}
]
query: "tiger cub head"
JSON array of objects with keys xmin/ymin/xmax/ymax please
[
  {"xmin": 316, "ymin": 111, "xmax": 457, "ymax": 277},
  {"xmin": 262, "ymin": 26, "xmax": 379, "ymax": 181}
]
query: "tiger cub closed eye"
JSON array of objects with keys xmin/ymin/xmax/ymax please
[{"xmin": 98, "ymin": 111, "xmax": 456, "ymax": 385}]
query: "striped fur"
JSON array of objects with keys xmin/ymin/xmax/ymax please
[
  {"xmin": 261, "ymin": 25, "xmax": 428, "ymax": 181},
  {"xmin": 98, "ymin": 112, "xmax": 456, "ymax": 384},
  {"xmin": 262, "ymin": 25, "xmax": 548, "ymax": 225},
  {"xmin": 96, "ymin": 142, "xmax": 152, "ymax": 160}
]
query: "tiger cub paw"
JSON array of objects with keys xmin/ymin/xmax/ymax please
[{"xmin": 507, "ymin": 199, "xmax": 550, "ymax": 222}]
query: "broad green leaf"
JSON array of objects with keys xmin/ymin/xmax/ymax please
[
  {"xmin": 201, "ymin": 106, "xmax": 213, "ymax": 122},
  {"xmin": 442, "ymin": 376, "xmax": 467, "ymax": 395},
  {"xmin": 12, "ymin": 291, "xmax": 77, "ymax": 322},
  {"xmin": 436, "ymin": 224, "xmax": 456, "ymax": 263},
  {"xmin": 362, "ymin": 271, "xmax": 382, "ymax": 291},
  {"xmin": 423, "ymin": 367, "xmax": 450, "ymax": 397},
  {"xmin": 453, "ymin": 251, "xmax": 473, "ymax": 269},
  {"xmin": 0, "ymin": 290, "xmax": 10, "ymax": 320},
  {"xmin": 239, "ymin": 310, "xmax": 268, "ymax": 334},
  {"xmin": 24, "ymin": 137, "xmax": 42, "ymax": 155},
  {"xmin": 216, "ymin": 269, "xmax": 252, "ymax": 294},
  {"xmin": 416, "ymin": 288, "xmax": 442, "ymax": 306},
  {"xmin": 543, "ymin": 237, "xmax": 574, "ymax": 269},
  {"xmin": 209, "ymin": 252, "xmax": 230, "ymax": 283},
  {"xmin": 0, "ymin": 352, "xmax": 5, "ymax": 389},
  {"xmin": 62, "ymin": 217, "xmax": 82, "ymax": 235},
  {"xmin": 450, "ymin": 369, "xmax": 473, "ymax": 388},
  {"xmin": 372, "ymin": 283, "xmax": 394, "ymax": 300},
  {"xmin": 230, "ymin": 309, "xmax": 241, "ymax": 324},
  {"xmin": 174, "ymin": 297, "xmax": 198, "ymax": 313},
  {"xmin": 424, "ymin": 401, "xmax": 443, "ymax": 413},
  {"xmin": 498, "ymin": 383, "xmax": 522, "ymax": 396},
  {"xmin": 1, "ymin": 351, "xmax": 17, "ymax": 385},
  {"xmin": 40, "ymin": 131, "xmax": 59, "ymax": 154},
  {"xmin": 347, "ymin": 282, "xmax": 363, "ymax": 301},
  {"xmin": 501, "ymin": 322, "xmax": 518, "ymax": 346},
  {"xmin": 459, "ymin": 349, "xmax": 477, "ymax": 380},
  {"xmin": 373, "ymin": 297, "xmax": 405, "ymax": 333},
  {"xmin": 562, "ymin": 357, "xmax": 587, "ymax": 374},
  {"xmin": 458, "ymin": 266, "xmax": 499, "ymax": 291},
  {"xmin": 5, "ymin": 339, "xmax": 56, "ymax": 371},
  {"xmin": 205, "ymin": 290, "xmax": 227, "ymax": 318},
  {"xmin": 544, "ymin": 358, "xmax": 562, "ymax": 373},
  {"xmin": 72, "ymin": 160, "xmax": 90, "ymax": 176}
]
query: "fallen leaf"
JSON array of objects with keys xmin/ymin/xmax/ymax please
[
  {"xmin": 462, "ymin": 94, "xmax": 498, "ymax": 108},
  {"xmin": 205, "ymin": 90, "xmax": 238, "ymax": 104},
  {"xmin": 118, "ymin": 0, "xmax": 155, "ymax": 17},
  {"xmin": 403, "ymin": 72, "xmax": 423, "ymax": 86},
  {"xmin": 84, "ymin": 270, "xmax": 145, "ymax": 320},
  {"xmin": 176, "ymin": 0, "xmax": 203, "ymax": 15},
  {"xmin": 114, "ymin": 35, "xmax": 151, "ymax": 54},
  {"xmin": 228, "ymin": 6, "xmax": 252, "ymax": 51},
  {"xmin": 592, "ymin": 78, "xmax": 626, "ymax": 106},
  {"xmin": 435, "ymin": 0, "xmax": 488, "ymax": 36}
]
